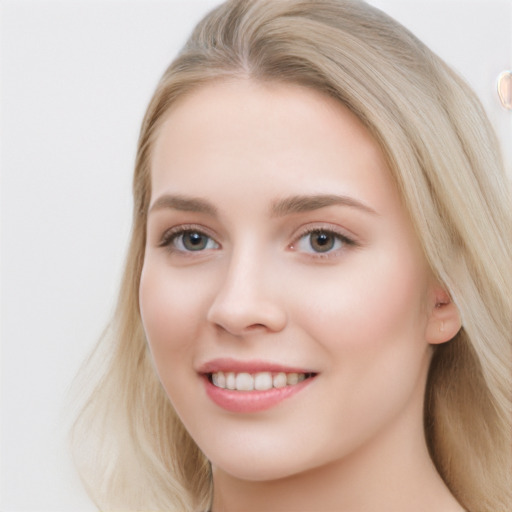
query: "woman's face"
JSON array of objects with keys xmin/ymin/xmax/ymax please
[{"xmin": 140, "ymin": 79, "xmax": 440, "ymax": 481}]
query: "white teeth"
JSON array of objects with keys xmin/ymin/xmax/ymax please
[
  {"xmin": 273, "ymin": 372, "xmax": 287, "ymax": 388},
  {"xmin": 216, "ymin": 371, "xmax": 226, "ymax": 388},
  {"xmin": 226, "ymin": 372, "xmax": 236, "ymax": 390},
  {"xmin": 210, "ymin": 371, "xmax": 311, "ymax": 390},
  {"xmin": 254, "ymin": 372, "xmax": 273, "ymax": 390},
  {"xmin": 236, "ymin": 372, "xmax": 254, "ymax": 391}
]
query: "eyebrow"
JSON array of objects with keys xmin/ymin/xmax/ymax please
[
  {"xmin": 148, "ymin": 193, "xmax": 377, "ymax": 217},
  {"xmin": 148, "ymin": 194, "xmax": 218, "ymax": 216},
  {"xmin": 271, "ymin": 194, "xmax": 377, "ymax": 217}
]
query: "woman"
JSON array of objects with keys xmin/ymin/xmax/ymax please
[{"xmin": 71, "ymin": 1, "xmax": 511, "ymax": 511}]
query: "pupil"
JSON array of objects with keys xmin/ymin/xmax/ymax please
[
  {"xmin": 183, "ymin": 232, "xmax": 207, "ymax": 251},
  {"xmin": 311, "ymin": 232, "xmax": 334, "ymax": 252}
]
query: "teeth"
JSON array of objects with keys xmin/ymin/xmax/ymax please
[
  {"xmin": 210, "ymin": 371, "xmax": 312, "ymax": 391},
  {"xmin": 254, "ymin": 372, "xmax": 273, "ymax": 390},
  {"xmin": 216, "ymin": 371, "xmax": 226, "ymax": 388},
  {"xmin": 226, "ymin": 372, "xmax": 236, "ymax": 390},
  {"xmin": 287, "ymin": 373, "xmax": 299, "ymax": 385},
  {"xmin": 236, "ymin": 372, "xmax": 254, "ymax": 391},
  {"xmin": 273, "ymin": 372, "xmax": 287, "ymax": 388}
]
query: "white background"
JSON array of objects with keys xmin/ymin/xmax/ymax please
[{"xmin": 1, "ymin": 1, "xmax": 510, "ymax": 510}]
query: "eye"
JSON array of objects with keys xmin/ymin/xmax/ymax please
[
  {"xmin": 292, "ymin": 229, "xmax": 354, "ymax": 255},
  {"xmin": 160, "ymin": 228, "xmax": 220, "ymax": 253}
]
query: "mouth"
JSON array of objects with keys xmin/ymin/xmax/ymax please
[
  {"xmin": 198, "ymin": 359, "xmax": 318, "ymax": 413},
  {"xmin": 206, "ymin": 371, "xmax": 317, "ymax": 391}
]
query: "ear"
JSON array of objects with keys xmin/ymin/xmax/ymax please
[{"xmin": 425, "ymin": 286, "xmax": 462, "ymax": 345}]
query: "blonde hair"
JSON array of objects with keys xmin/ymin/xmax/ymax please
[{"xmin": 70, "ymin": 1, "xmax": 512, "ymax": 510}]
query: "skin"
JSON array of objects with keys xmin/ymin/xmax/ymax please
[{"xmin": 139, "ymin": 79, "xmax": 463, "ymax": 511}]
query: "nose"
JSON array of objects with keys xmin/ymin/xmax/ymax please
[{"xmin": 206, "ymin": 248, "xmax": 287, "ymax": 336}]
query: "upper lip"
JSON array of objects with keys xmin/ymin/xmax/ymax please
[{"xmin": 197, "ymin": 357, "xmax": 316, "ymax": 374}]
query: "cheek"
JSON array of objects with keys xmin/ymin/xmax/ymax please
[
  {"xmin": 294, "ymin": 249, "xmax": 430, "ymax": 353},
  {"xmin": 139, "ymin": 262, "xmax": 206, "ymax": 369},
  {"xmin": 289, "ymin": 252, "xmax": 432, "ymax": 446}
]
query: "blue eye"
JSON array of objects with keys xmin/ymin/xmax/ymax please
[
  {"xmin": 295, "ymin": 229, "xmax": 348, "ymax": 254},
  {"xmin": 162, "ymin": 229, "xmax": 219, "ymax": 252}
]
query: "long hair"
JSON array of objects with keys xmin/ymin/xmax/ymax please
[{"xmin": 70, "ymin": 1, "xmax": 512, "ymax": 510}]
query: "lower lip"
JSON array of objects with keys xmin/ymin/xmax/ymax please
[{"xmin": 203, "ymin": 375, "xmax": 315, "ymax": 413}]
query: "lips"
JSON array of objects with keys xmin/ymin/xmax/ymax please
[
  {"xmin": 197, "ymin": 358, "xmax": 315, "ymax": 375},
  {"xmin": 198, "ymin": 358, "xmax": 318, "ymax": 413}
]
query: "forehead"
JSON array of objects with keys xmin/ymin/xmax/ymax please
[{"xmin": 150, "ymin": 79, "xmax": 400, "ymax": 215}]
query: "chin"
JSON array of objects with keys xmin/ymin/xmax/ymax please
[
  {"xmin": 206, "ymin": 438, "xmax": 329, "ymax": 483},
  {"xmin": 212, "ymin": 457, "xmax": 302, "ymax": 482}
]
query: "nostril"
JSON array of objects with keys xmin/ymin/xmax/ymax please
[
  {"xmin": 212, "ymin": 322, "xmax": 269, "ymax": 337},
  {"xmin": 246, "ymin": 323, "xmax": 267, "ymax": 331}
]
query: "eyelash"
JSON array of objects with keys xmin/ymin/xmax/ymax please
[
  {"xmin": 158, "ymin": 224, "xmax": 357, "ymax": 259},
  {"xmin": 289, "ymin": 226, "xmax": 357, "ymax": 259},
  {"xmin": 158, "ymin": 224, "xmax": 220, "ymax": 254}
]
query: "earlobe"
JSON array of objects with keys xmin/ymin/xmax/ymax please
[{"xmin": 425, "ymin": 291, "xmax": 462, "ymax": 345}]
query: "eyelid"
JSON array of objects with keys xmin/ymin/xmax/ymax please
[
  {"xmin": 158, "ymin": 223, "xmax": 221, "ymax": 251},
  {"xmin": 289, "ymin": 223, "xmax": 358, "ymax": 258}
]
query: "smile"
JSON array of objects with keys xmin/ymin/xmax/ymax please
[
  {"xmin": 209, "ymin": 371, "xmax": 315, "ymax": 391},
  {"xmin": 201, "ymin": 363, "xmax": 317, "ymax": 413}
]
